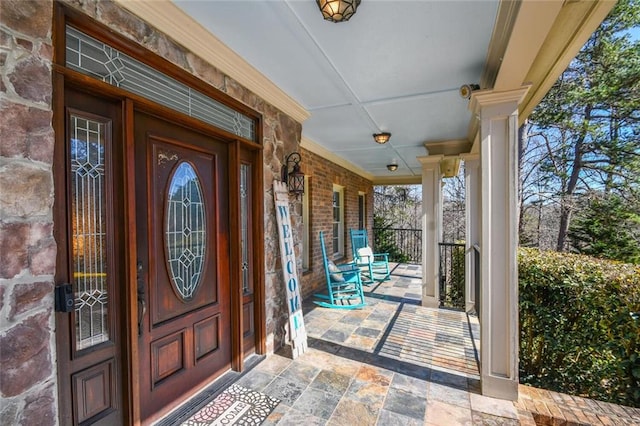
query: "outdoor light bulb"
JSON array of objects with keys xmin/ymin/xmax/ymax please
[{"xmin": 373, "ymin": 132, "xmax": 391, "ymax": 144}]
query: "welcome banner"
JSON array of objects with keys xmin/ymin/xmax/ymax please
[{"xmin": 273, "ymin": 181, "xmax": 307, "ymax": 358}]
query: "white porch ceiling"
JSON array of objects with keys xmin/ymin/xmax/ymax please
[{"xmin": 173, "ymin": 0, "xmax": 499, "ymax": 180}]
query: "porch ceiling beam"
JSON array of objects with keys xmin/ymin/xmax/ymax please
[
  {"xmin": 423, "ymin": 139, "xmax": 471, "ymax": 157},
  {"xmin": 493, "ymin": 0, "xmax": 564, "ymax": 92},
  {"xmin": 468, "ymin": 0, "xmax": 616, "ymax": 150},
  {"xmin": 371, "ymin": 175, "xmax": 422, "ymax": 186},
  {"xmin": 518, "ymin": 0, "xmax": 616, "ymax": 121}
]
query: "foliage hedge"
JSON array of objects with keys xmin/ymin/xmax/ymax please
[
  {"xmin": 373, "ymin": 215, "xmax": 410, "ymax": 263},
  {"xmin": 519, "ymin": 248, "xmax": 640, "ymax": 407}
]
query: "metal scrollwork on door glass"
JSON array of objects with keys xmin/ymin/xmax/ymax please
[
  {"xmin": 165, "ymin": 162, "xmax": 206, "ymax": 300},
  {"xmin": 65, "ymin": 26, "xmax": 255, "ymax": 141},
  {"xmin": 240, "ymin": 164, "xmax": 250, "ymax": 294},
  {"xmin": 70, "ymin": 114, "xmax": 110, "ymax": 350}
]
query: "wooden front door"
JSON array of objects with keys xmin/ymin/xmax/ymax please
[{"xmin": 134, "ymin": 111, "xmax": 231, "ymax": 423}]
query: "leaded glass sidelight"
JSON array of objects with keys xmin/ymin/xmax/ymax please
[
  {"xmin": 71, "ymin": 115, "xmax": 110, "ymax": 350},
  {"xmin": 166, "ymin": 162, "xmax": 206, "ymax": 300},
  {"xmin": 240, "ymin": 164, "xmax": 251, "ymax": 294}
]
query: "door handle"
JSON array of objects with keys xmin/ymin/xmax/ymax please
[{"xmin": 137, "ymin": 261, "xmax": 146, "ymax": 337}]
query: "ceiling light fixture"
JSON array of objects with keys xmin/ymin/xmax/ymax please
[
  {"xmin": 459, "ymin": 83, "xmax": 480, "ymax": 99},
  {"xmin": 373, "ymin": 132, "xmax": 391, "ymax": 144},
  {"xmin": 317, "ymin": 0, "xmax": 361, "ymax": 23},
  {"xmin": 387, "ymin": 163, "xmax": 398, "ymax": 172}
]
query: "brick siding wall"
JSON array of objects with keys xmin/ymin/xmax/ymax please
[{"xmin": 299, "ymin": 148, "xmax": 374, "ymax": 300}]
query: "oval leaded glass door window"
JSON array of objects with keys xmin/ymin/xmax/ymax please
[{"xmin": 165, "ymin": 161, "xmax": 206, "ymax": 300}]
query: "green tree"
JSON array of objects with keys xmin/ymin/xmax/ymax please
[
  {"xmin": 526, "ymin": 0, "xmax": 640, "ymax": 252},
  {"xmin": 372, "ymin": 215, "xmax": 409, "ymax": 263},
  {"xmin": 568, "ymin": 193, "xmax": 640, "ymax": 264},
  {"xmin": 373, "ymin": 185, "xmax": 422, "ymax": 229}
]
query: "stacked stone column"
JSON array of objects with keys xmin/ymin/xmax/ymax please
[{"xmin": 0, "ymin": 1, "xmax": 57, "ymax": 424}]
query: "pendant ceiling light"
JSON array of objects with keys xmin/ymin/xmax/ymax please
[
  {"xmin": 317, "ymin": 0, "xmax": 361, "ymax": 23},
  {"xmin": 373, "ymin": 132, "xmax": 391, "ymax": 144}
]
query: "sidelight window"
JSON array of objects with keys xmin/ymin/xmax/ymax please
[
  {"xmin": 70, "ymin": 114, "xmax": 110, "ymax": 350},
  {"xmin": 240, "ymin": 163, "xmax": 251, "ymax": 294}
]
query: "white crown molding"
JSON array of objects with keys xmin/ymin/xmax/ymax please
[
  {"xmin": 469, "ymin": 85, "xmax": 531, "ymax": 115},
  {"xmin": 300, "ymin": 136, "xmax": 374, "ymax": 182},
  {"xmin": 460, "ymin": 152, "xmax": 480, "ymax": 162},
  {"xmin": 114, "ymin": 0, "xmax": 310, "ymax": 124},
  {"xmin": 424, "ymin": 139, "xmax": 472, "ymax": 156},
  {"xmin": 417, "ymin": 155, "xmax": 445, "ymax": 167}
]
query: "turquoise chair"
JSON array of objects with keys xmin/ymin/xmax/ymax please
[
  {"xmin": 349, "ymin": 229, "xmax": 391, "ymax": 283},
  {"xmin": 315, "ymin": 231, "xmax": 366, "ymax": 309}
]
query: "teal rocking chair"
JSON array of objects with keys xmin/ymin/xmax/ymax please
[
  {"xmin": 349, "ymin": 229, "xmax": 391, "ymax": 283},
  {"xmin": 315, "ymin": 231, "xmax": 366, "ymax": 309}
]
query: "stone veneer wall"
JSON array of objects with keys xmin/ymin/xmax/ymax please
[
  {"xmin": 0, "ymin": 1, "xmax": 58, "ymax": 424},
  {"xmin": 0, "ymin": 0, "xmax": 301, "ymax": 424},
  {"xmin": 299, "ymin": 147, "xmax": 374, "ymax": 301}
]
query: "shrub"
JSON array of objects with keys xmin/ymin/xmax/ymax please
[
  {"xmin": 373, "ymin": 215, "xmax": 410, "ymax": 263},
  {"xmin": 519, "ymin": 248, "xmax": 640, "ymax": 407}
]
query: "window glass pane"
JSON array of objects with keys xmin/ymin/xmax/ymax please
[
  {"xmin": 66, "ymin": 25, "xmax": 255, "ymax": 141},
  {"xmin": 358, "ymin": 194, "xmax": 365, "ymax": 229},
  {"xmin": 71, "ymin": 115, "xmax": 109, "ymax": 350},
  {"xmin": 165, "ymin": 162, "xmax": 206, "ymax": 300},
  {"xmin": 240, "ymin": 164, "xmax": 250, "ymax": 294},
  {"xmin": 302, "ymin": 176, "xmax": 310, "ymax": 270},
  {"xmin": 332, "ymin": 189, "xmax": 342, "ymax": 255}
]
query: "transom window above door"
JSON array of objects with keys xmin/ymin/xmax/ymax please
[{"xmin": 65, "ymin": 25, "xmax": 256, "ymax": 142}]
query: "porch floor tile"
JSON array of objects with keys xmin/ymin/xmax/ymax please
[{"xmin": 164, "ymin": 263, "xmax": 639, "ymax": 426}]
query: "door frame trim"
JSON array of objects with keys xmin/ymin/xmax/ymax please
[
  {"xmin": 123, "ymin": 99, "xmax": 139, "ymax": 422},
  {"xmin": 53, "ymin": 3, "xmax": 266, "ymax": 424}
]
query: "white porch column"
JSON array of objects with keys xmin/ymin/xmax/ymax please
[
  {"xmin": 460, "ymin": 153, "xmax": 480, "ymax": 313},
  {"xmin": 470, "ymin": 86, "xmax": 529, "ymax": 400},
  {"xmin": 418, "ymin": 155, "xmax": 443, "ymax": 308}
]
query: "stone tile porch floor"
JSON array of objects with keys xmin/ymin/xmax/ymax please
[{"xmin": 182, "ymin": 263, "xmax": 640, "ymax": 425}]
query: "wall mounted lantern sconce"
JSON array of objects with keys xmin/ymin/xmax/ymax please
[
  {"xmin": 386, "ymin": 163, "xmax": 398, "ymax": 172},
  {"xmin": 317, "ymin": 0, "xmax": 361, "ymax": 23},
  {"xmin": 373, "ymin": 132, "xmax": 391, "ymax": 144},
  {"xmin": 282, "ymin": 152, "xmax": 305, "ymax": 197}
]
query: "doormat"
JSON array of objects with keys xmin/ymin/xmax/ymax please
[{"xmin": 181, "ymin": 384, "xmax": 280, "ymax": 426}]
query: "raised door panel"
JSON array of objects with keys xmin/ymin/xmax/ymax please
[{"xmin": 72, "ymin": 360, "xmax": 117, "ymax": 424}]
